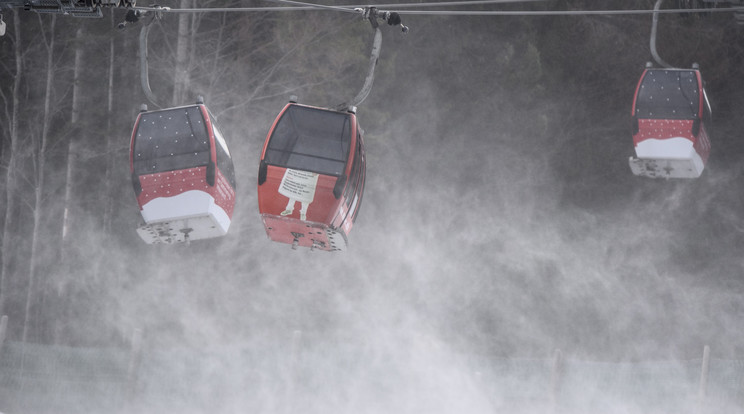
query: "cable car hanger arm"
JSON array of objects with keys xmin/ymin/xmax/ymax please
[
  {"xmin": 357, "ymin": 6, "xmax": 409, "ymax": 33},
  {"xmin": 650, "ymin": 0, "xmax": 673, "ymax": 68},
  {"xmin": 337, "ymin": 26, "xmax": 381, "ymax": 111},
  {"xmin": 128, "ymin": 6, "xmax": 168, "ymax": 108},
  {"xmin": 335, "ymin": 7, "xmax": 407, "ymax": 112}
]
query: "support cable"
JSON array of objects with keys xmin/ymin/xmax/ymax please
[
  {"xmin": 263, "ymin": 0, "xmax": 360, "ymax": 14},
  {"xmin": 130, "ymin": 4, "xmax": 742, "ymax": 16},
  {"xmin": 131, "ymin": 0, "xmax": 546, "ymax": 14},
  {"xmin": 352, "ymin": 0, "xmax": 547, "ymax": 7},
  {"xmin": 385, "ymin": 7, "xmax": 741, "ymax": 15}
]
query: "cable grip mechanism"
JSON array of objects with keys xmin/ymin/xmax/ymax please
[{"xmin": 358, "ymin": 7, "xmax": 409, "ymax": 33}]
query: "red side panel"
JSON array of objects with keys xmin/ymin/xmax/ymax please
[
  {"xmin": 137, "ymin": 167, "xmax": 235, "ymax": 218},
  {"xmin": 694, "ymin": 126, "xmax": 711, "ymax": 164},
  {"xmin": 214, "ymin": 170, "xmax": 236, "ymax": 218},
  {"xmin": 633, "ymin": 119, "xmax": 695, "ymax": 146},
  {"xmin": 633, "ymin": 119, "xmax": 710, "ymax": 164}
]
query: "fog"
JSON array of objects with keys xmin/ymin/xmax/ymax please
[{"xmin": 2, "ymin": 2, "xmax": 744, "ymax": 413}]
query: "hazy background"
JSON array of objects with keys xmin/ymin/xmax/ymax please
[{"xmin": 2, "ymin": 0, "xmax": 744, "ymax": 412}]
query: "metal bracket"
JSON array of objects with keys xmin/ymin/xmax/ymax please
[
  {"xmin": 364, "ymin": 7, "xmax": 379, "ymax": 29},
  {"xmin": 291, "ymin": 232, "xmax": 304, "ymax": 250},
  {"xmin": 361, "ymin": 7, "xmax": 409, "ymax": 33}
]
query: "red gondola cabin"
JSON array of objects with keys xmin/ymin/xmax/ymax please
[
  {"xmin": 629, "ymin": 64, "xmax": 712, "ymax": 179},
  {"xmin": 257, "ymin": 100, "xmax": 366, "ymax": 251},
  {"xmin": 129, "ymin": 100, "xmax": 236, "ymax": 244}
]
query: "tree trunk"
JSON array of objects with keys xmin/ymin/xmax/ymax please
[
  {"xmin": 52, "ymin": 24, "xmax": 86, "ymax": 345},
  {"xmin": 0, "ymin": 10, "xmax": 23, "ymax": 319},
  {"xmin": 98, "ymin": 11, "xmax": 120, "ymax": 344},
  {"xmin": 62, "ymin": 26, "xmax": 84, "ymax": 241},
  {"xmin": 22, "ymin": 14, "xmax": 56, "ymax": 344},
  {"xmin": 103, "ymin": 10, "xmax": 116, "ymax": 236}
]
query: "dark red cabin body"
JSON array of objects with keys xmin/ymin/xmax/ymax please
[
  {"xmin": 129, "ymin": 103, "xmax": 236, "ymax": 244},
  {"xmin": 257, "ymin": 102, "xmax": 366, "ymax": 251},
  {"xmin": 629, "ymin": 65, "xmax": 711, "ymax": 179}
]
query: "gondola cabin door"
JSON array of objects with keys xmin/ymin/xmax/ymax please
[
  {"xmin": 130, "ymin": 103, "xmax": 237, "ymax": 244},
  {"xmin": 629, "ymin": 65, "xmax": 712, "ymax": 179},
  {"xmin": 257, "ymin": 102, "xmax": 366, "ymax": 251}
]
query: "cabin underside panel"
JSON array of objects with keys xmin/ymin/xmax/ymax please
[
  {"xmin": 631, "ymin": 134, "xmax": 705, "ymax": 178},
  {"xmin": 137, "ymin": 190, "xmax": 231, "ymax": 243},
  {"xmin": 136, "ymin": 214, "xmax": 229, "ymax": 244},
  {"xmin": 629, "ymin": 156, "xmax": 704, "ymax": 179},
  {"xmin": 261, "ymin": 214, "xmax": 347, "ymax": 251}
]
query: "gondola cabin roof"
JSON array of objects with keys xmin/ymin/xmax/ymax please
[
  {"xmin": 629, "ymin": 66, "xmax": 711, "ymax": 179},
  {"xmin": 258, "ymin": 102, "xmax": 365, "ymax": 251},
  {"xmin": 130, "ymin": 102, "xmax": 236, "ymax": 244}
]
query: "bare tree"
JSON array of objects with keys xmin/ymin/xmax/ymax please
[
  {"xmin": 61, "ymin": 26, "xmax": 84, "ymax": 243},
  {"xmin": 103, "ymin": 10, "xmax": 118, "ymax": 237},
  {"xmin": 0, "ymin": 10, "xmax": 23, "ymax": 318},
  {"xmin": 22, "ymin": 14, "xmax": 57, "ymax": 343}
]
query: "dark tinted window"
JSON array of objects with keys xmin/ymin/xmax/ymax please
[
  {"xmin": 133, "ymin": 106, "xmax": 211, "ymax": 175},
  {"xmin": 263, "ymin": 105, "xmax": 351, "ymax": 176},
  {"xmin": 635, "ymin": 69, "xmax": 700, "ymax": 120}
]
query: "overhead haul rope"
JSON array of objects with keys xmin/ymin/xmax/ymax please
[
  {"xmin": 352, "ymin": 0, "xmax": 547, "ymax": 7},
  {"xmin": 133, "ymin": 0, "xmax": 359, "ymax": 15},
  {"xmin": 650, "ymin": 0, "xmax": 673, "ymax": 68},
  {"xmin": 5, "ymin": 0, "xmax": 741, "ymax": 16},
  {"xmin": 262, "ymin": 0, "xmax": 361, "ymax": 13},
  {"xmin": 130, "ymin": 3, "xmax": 742, "ymax": 16},
  {"xmin": 132, "ymin": 0, "xmax": 547, "ymax": 13},
  {"xmin": 385, "ymin": 7, "xmax": 741, "ymax": 16}
]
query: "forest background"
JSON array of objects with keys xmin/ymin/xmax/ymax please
[{"xmin": 2, "ymin": 0, "xmax": 744, "ymax": 410}]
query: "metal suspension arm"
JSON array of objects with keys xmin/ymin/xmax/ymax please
[
  {"xmin": 336, "ymin": 7, "xmax": 407, "ymax": 111},
  {"xmin": 137, "ymin": 9, "xmax": 167, "ymax": 108},
  {"xmin": 650, "ymin": 0, "xmax": 673, "ymax": 68},
  {"xmin": 139, "ymin": 22, "xmax": 159, "ymax": 107},
  {"xmin": 344, "ymin": 26, "xmax": 382, "ymax": 110}
]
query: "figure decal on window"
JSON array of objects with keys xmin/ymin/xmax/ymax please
[{"xmin": 279, "ymin": 169, "xmax": 319, "ymax": 221}]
